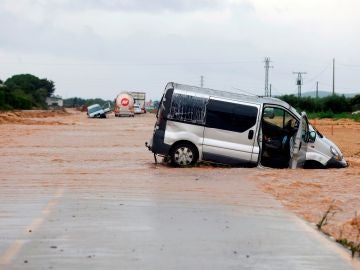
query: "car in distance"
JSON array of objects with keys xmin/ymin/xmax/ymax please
[
  {"xmin": 134, "ymin": 104, "xmax": 142, "ymax": 114},
  {"xmin": 87, "ymin": 104, "xmax": 107, "ymax": 118}
]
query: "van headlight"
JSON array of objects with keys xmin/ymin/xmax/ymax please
[{"xmin": 330, "ymin": 146, "xmax": 341, "ymax": 160}]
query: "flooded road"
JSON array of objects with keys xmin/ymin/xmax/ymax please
[{"xmin": 0, "ymin": 110, "xmax": 359, "ymax": 269}]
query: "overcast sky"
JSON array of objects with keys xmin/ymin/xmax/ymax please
[{"xmin": 0, "ymin": 0, "xmax": 359, "ymax": 100}]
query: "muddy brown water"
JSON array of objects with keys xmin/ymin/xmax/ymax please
[{"xmin": 0, "ymin": 109, "xmax": 360, "ymax": 269}]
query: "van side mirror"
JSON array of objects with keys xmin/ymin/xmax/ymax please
[
  {"xmin": 263, "ymin": 108, "xmax": 275, "ymax": 119},
  {"xmin": 308, "ymin": 131, "xmax": 316, "ymax": 143}
]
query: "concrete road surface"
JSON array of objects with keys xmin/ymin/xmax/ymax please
[{"xmin": 0, "ymin": 113, "xmax": 359, "ymax": 269}]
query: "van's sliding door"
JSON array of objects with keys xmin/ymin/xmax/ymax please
[{"xmin": 202, "ymin": 98, "xmax": 260, "ymax": 165}]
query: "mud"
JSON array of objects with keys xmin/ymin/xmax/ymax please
[
  {"xmin": 0, "ymin": 109, "xmax": 360, "ymax": 262},
  {"xmin": 0, "ymin": 109, "xmax": 71, "ymax": 125},
  {"xmin": 311, "ymin": 119, "xmax": 360, "ymax": 167},
  {"xmin": 254, "ymin": 118, "xmax": 360, "ymax": 247}
]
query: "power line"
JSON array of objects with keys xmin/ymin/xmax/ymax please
[
  {"xmin": 337, "ymin": 62, "xmax": 360, "ymax": 68},
  {"xmin": 231, "ymin": 87, "xmax": 257, "ymax": 96},
  {"xmin": 316, "ymin": 81, "xmax": 357, "ymax": 92},
  {"xmin": 303, "ymin": 62, "xmax": 331, "ymax": 85},
  {"xmin": 0, "ymin": 59, "xmax": 264, "ymax": 67}
]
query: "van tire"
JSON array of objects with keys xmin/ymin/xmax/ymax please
[{"xmin": 170, "ymin": 143, "xmax": 198, "ymax": 167}]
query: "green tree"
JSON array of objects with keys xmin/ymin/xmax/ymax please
[
  {"xmin": 5, "ymin": 74, "xmax": 55, "ymax": 97},
  {"xmin": 33, "ymin": 88, "xmax": 48, "ymax": 107},
  {"xmin": 38, "ymin": 79, "xmax": 55, "ymax": 97},
  {"xmin": 7, "ymin": 89, "xmax": 32, "ymax": 109},
  {"xmin": 350, "ymin": 94, "xmax": 360, "ymax": 111},
  {"xmin": 63, "ymin": 97, "xmax": 113, "ymax": 108},
  {"xmin": 323, "ymin": 95, "xmax": 350, "ymax": 113},
  {"xmin": 3, "ymin": 74, "xmax": 56, "ymax": 109},
  {"xmin": 5, "ymin": 74, "xmax": 39, "ymax": 93},
  {"xmin": 0, "ymin": 89, "xmax": 5, "ymax": 108}
]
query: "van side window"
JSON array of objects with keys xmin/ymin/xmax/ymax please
[
  {"xmin": 263, "ymin": 107, "xmax": 297, "ymax": 130},
  {"xmin": 205, "ymin": 100, "xmax": 258, "ymax": 132},
  {"xmin": 168, "ymin": 93, "xmax": 207, "ymax": 124}
]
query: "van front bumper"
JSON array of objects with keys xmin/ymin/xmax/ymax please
[{"xmin": 325, "ymin": 157, "xmax": 348, "ymax": 168}]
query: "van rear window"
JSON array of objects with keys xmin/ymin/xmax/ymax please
[
  {"xmin": 168, "ymin": 93, "xmax": 207, "ymax": 124},
  {"xmin": 205, "ymin": 100, "xmax": 258, "ymax": 132}
]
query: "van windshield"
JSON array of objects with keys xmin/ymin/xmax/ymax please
[{"xmin": 88, "ymin": 106, "xmax": 101, "ymax": 114}]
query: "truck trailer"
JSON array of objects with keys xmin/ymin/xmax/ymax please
[
  {"xmin": 129, "ymin": 92, "xmax": 146, "ymax": 113},
  {"xmin": 114, "ymin": 92, "xmax": 135, "ymax": 117}
]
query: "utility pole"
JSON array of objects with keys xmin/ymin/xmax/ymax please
[
  {"xmin": 293, "ymin": 72, "xmax": 307, "ymax": 97},
  {"xmin": 264, "ymin": 57, "xmax": 273, "ymax": 97},
  {"xmin": 332, "ymin": 58, "xmax": 335, "ymax": 95},
  {"xmin": 200, "ymin": 75, "xmax": 204, "ymax": 88},
  {"xmin": 316, "ymin": 81, "xmax": 319, "ymax": 98},
  {"xmin": 269, "ymin": 84, "xmax": 272, "ymax": 97}
]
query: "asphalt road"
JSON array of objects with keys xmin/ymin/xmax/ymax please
[{"xmin": 0, "ymin": 112, "xmax": 359, "ymax": 269}]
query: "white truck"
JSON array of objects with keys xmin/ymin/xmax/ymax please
[
  {"xmin": 114, "ymin": 92, "xmax": 135, "ymax": 117},
  {"xmin": 129, "ymin": 92, "xmax": 146, "ymax": 113}
]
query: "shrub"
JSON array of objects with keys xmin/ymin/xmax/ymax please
[
  {"xmin": 278, "ymin": 94, "xmax": 352, "ymax": 114},
  {"xmin": 350, "ymin": 94, "xmax": 360, "ymax": 111},
  {"xmin": 322, "ymin": 95, "xmax": 351, "ymax": 113}
]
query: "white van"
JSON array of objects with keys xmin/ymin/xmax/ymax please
[
  {"xmin": 145, "ymin": 82, "xmax": 347, "ymax": 169},
  {"xmin": 87, "ymin": 104, "xmax": 106, "ymax": 118},
  {"xmin": 134, "ymin": 104, "xmax": 142, "ymax": 114}
]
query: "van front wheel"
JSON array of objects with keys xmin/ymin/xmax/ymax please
[{"xmin": 170, "ymin": 143, "xmax": 198, "ymax": 167}]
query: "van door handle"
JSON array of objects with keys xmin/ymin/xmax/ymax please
[{"xmin": 248, "ymin": 130, "xmax": 254, "ymax": 140}]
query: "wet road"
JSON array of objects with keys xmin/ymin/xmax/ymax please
[{"xmin": 0, "ymin": 112, "xmax": 359, "ymax": 269}]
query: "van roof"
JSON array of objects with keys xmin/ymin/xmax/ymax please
[
  {"xmin": 87, "ymin": 104, "xmax": 101, "ymax": 109},
  {"xmin": 167, "ymin": 82, "xmax": 292, "ymax": 110}
]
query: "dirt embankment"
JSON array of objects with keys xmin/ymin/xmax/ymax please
[
  {"xmin": 0, "ymin": 109, "xmax": 71, "ymax": 125},
  {"xmin": 309, "ymin": 118, "xmax": 360, "ymax": 167},
  {"xmin": 255, "ymin": 168, "xmax": 360, "ymax": 242}
]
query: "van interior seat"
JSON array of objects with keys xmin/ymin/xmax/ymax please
[{"xmin": 261, "ymin": 119, "xmax": 297, "ymax": 168}]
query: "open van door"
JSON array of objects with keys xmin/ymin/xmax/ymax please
[{"xmin": 289, "ymin": 112, "xmax": 309, "ymax": 168}]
